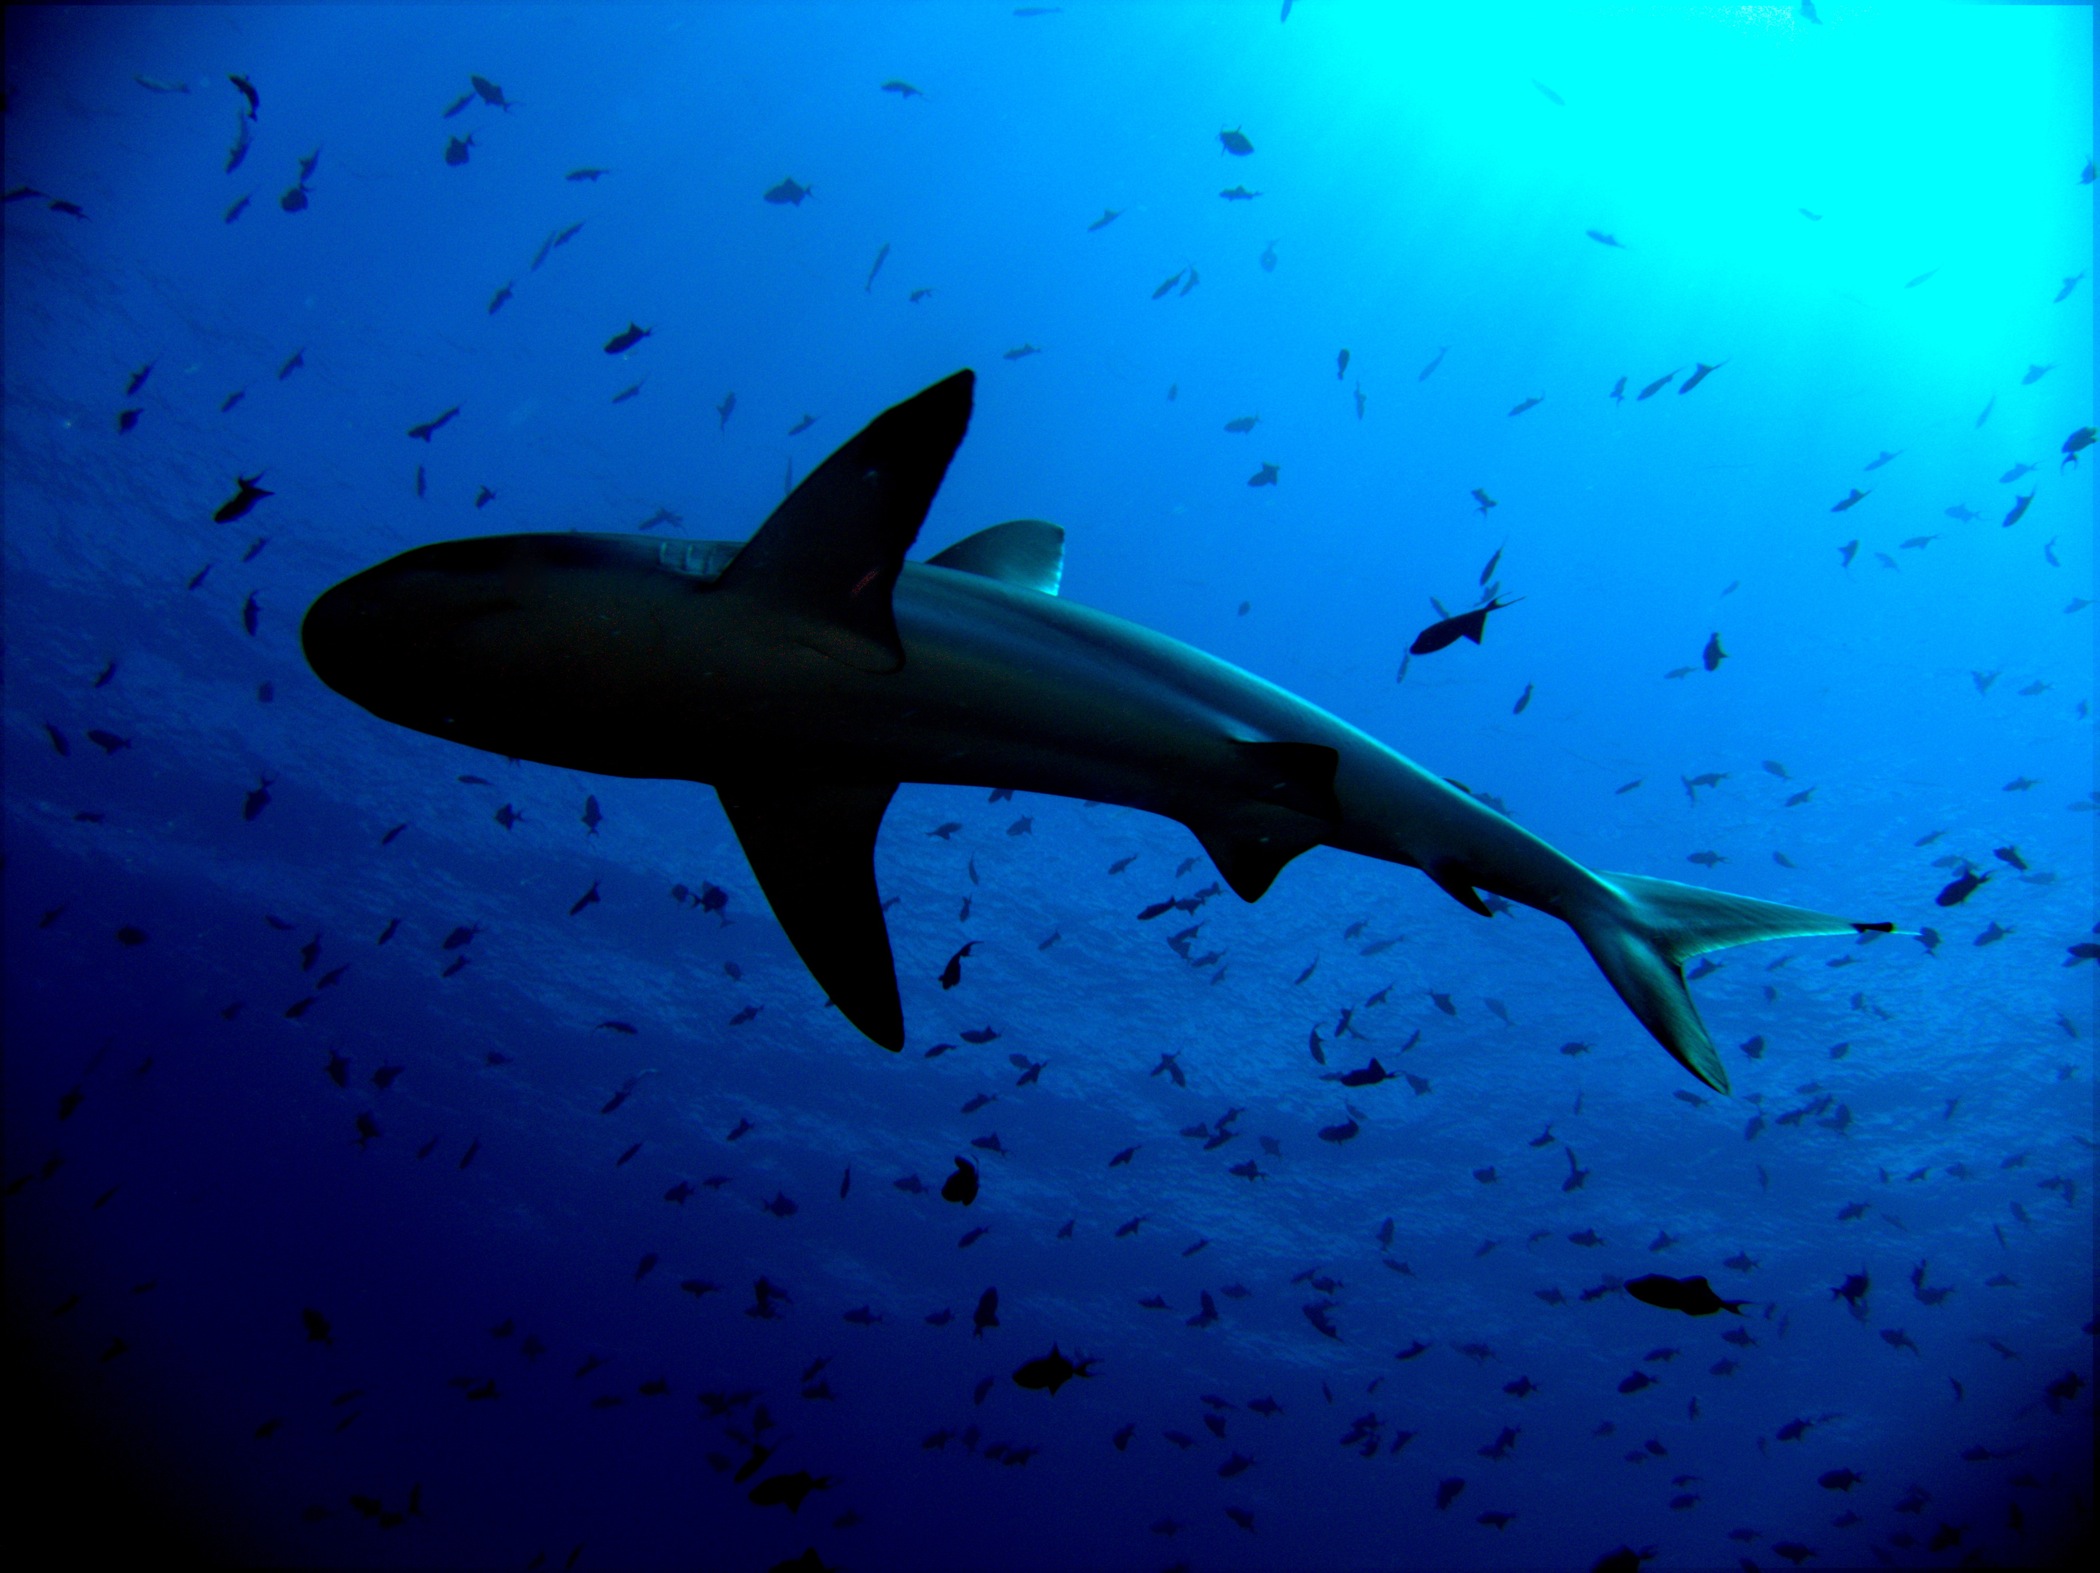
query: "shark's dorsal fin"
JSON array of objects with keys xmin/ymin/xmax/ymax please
[
  {"xmin": 926, "ymin": 519, "xmax": 1065, "ymax": 595},
  {"xmin": 716, "ymin": 779, "xmax": 904, "ymax": 1049},
  {"xmin": 714, "ymin": 370, "xmax": 975, "ymax": 672}
]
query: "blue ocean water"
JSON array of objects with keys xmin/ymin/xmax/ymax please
[{"xmin": 3, "ymin": 4, "xmax": 2093, "ymax": 1570}]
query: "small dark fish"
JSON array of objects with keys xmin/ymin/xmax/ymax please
[
  {"xmin": 1586, "ymin": 229, "xmax": 1626, "ymax": 249},
  {"xmin": 1411, "ymin": 596, "xmax": 1519, "ymax": 656},
  {"xmin": 1219, "ymin": 127, "xmax": 1254, "ymax": 155},
  {"xmin": 2063, "ymin": 426, "xmax": 2096, "ymax": 470},
  {"xmin": 116, "ymin": 408, "xmax": 141, "ymax": 435},
  {"xmin": 973, "ymin": 1287, "xmax": 999, "ymax": 1336},
  {"xmin": 1003, "ymin": 342, "xmax": 1041, "ymax": 360},
  {"xmin": 1532, "ymin": 78, "xmax": 1565, "ymax": 106},
  {"xmin": 1831, "ymin": 487, "xmax": 1870, "ymax": 511},
  {"xmin": 1608, "ymin": 375, "xmax": 1626, "ymax": 403},
  {"xmin": 1220, "ymin": 184, "xmax": 1261, "ymax": 200},
  {"xmin": 880, "ymin": 79, "xmax": 924, "ymax": 98},
  {"xmin": 1935, "ymin": 867, "xmax": 1988, "ymax": 907},
  {"xmin": 1508, "ymin": 395, "xmax": 1542, "ymax": 416},
  {"xmin": 604, "ymin": 322, "xmax": 651, "ymax": 355},
  {"xmin": 1637, "ymin": 369, "xmax": 1678, "ymax": 399},
  {"xmin": 444, "ymin": 133, "xmax": 474, "ymax": 166},
  {"xmin": 487, "ymin": 281, "xmax": 512, "ymax": 314},
  {"xmin": 748, "ymin": 1470, "xmax": 833, "ymax": 1514},
  {"xmin": 214, "ymin": 473, "xmax": 272, "ymax": 522},
  {"xmin": 764, "ymin": 177, "xmax": 812, "ymax": 205},
  {"xmin": 1702, "ymin": 632, "xmax": 1727, "ymax": 671},
  {"xmin": 1013, "ymin": 1344, "xmax": 1095, "ymax": 1394},
  {"xmin": 407, "ymin": 406, "xmax": 460, "ymax": 442},
  {"xmin": 2002, "ymin": 492, "xmax": 2033, "ymax": 528},
  {"xmin": 941, "ymin": 1157, "xmax": 979, "ymax": 1205},
  {"xmin": 716, "ymin": 391, "xmax": 736, "ymax": 429},
  {"xmin": 470, "ymin": 75, "xmax": 513, "ymax": 110},
  {"xmin": 1679, "ymin": 360, "xmax": 1724, "ymax": 393},
  {"xmin": 1626, "ymin": 1274, "xmax": 1745, "ymax": 1317},
  {"xmin": 566, "ymin": 166, "xmax": 610, "ymax": 181}
]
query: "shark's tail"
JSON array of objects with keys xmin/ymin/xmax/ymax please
[{"xmin": 1567, "ymin": 872, "xmax": 1889, "ymax": 1093}]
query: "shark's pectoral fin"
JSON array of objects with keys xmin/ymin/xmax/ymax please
[
  {"xmin": 713, "ymin": 370, "xmax": 976, "ymax": 673},
  {"xmin": 716, "ymin": 779, "xmax": 904, "ymax": 1050},
  {"xmin": 926, "ymin": 519, "xmax": 1065, "ymax": 594},
  {"xmin": 1187, "ymin": 742, "xmax": 1341, "ymax": 901}
]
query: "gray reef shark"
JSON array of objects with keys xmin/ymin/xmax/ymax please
[{"xmin": 304, "ymin": 371, "xmax": 1886, "ymax": 1091}]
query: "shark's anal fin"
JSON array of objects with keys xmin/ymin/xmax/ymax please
[
  {"xmin": 717, "ymin": 780, "xmax": 903, "ymax": 1049},
  {"xmin": 926, "ymin": 519, "xmax": 1065, "ymax": 594},
  {"xmin": 713, "ymin": 370, "xmax": 975, "ymax": 672}
]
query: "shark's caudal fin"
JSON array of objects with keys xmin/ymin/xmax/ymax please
[{"xmin": 1569, "ymin": 872, "xmax": 1891, "ymax": 1093}]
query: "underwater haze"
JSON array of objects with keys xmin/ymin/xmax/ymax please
[{"xmin": 3, "ymin": 4, "xmax": 2094, "ymax": 1570}]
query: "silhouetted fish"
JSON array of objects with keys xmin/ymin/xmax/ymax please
[
  {"xmin": 1626, "ymin": 1274, "xmax": 1745, "ymax": 1316},
  {"xmin": 1411, "ymin": 597, "xmax": 1518, "ymax": 656}
]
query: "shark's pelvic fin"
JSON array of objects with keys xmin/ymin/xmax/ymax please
[
  {"xmin": 1570, "ymin": 873, "xmax": 1871, "ymax": 1094},
  {"xmin": 926, "ymin": 519, "xmax": 1065, "ymax": 595},
  {"xmin": 1429, "ymin": 859, "xmax": 1494, "ymax": 917},
  {"xmin": 1185, "ymin": 741, "xmax": 1341, "ymax": 901},
  {"xmin": 714, "ymin": 369, "xmax": 975, "ymax": 672},
  {"xmin": 716, "ymin": 779, "xmax": 904, "ymax": 1049}
]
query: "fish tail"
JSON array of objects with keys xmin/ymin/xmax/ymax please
[{"xmin": 1565, "ymin": 872, "xmax": 1883, "ymax": 1093}]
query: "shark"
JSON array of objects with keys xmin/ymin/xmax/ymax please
[{"xmin": 303, "ymin": 371, "xmax": 1887, "ymax": 1091}]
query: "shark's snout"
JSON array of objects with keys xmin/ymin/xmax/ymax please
[{"xmin": 303, "ymin": 543, "xmax": 519, "ymax": 726}]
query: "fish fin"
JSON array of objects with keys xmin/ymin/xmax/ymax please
[
  {"xmin": 925, "ymin": 519, "xmax": 1064, "ymax": 594},
  {"xmin": 714, "ymin": 371, "xmax": 974, "ymax": 671},
  {"xmin": 1429, "ymin": 859, "xmax": 1494, "ymax": 917},
  {"xmin": 1570, "ymin": 873, "xmax": 1877, "ymax": 1093},
  {"xmin": 716, "ymin": 779, "xmax": 903, "ymax": 1049},
  {"xmin": 1185, "ymin": 805, "xmax": 1329, "ymax": 902},
  {"xmin": 1185, "ymin": 742, "xmax": 1337, "ymax": 898}
]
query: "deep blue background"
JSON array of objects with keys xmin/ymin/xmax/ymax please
[{"xmin": 3, "ymin": 5, "xmax": 2093, "ymax": 1570}]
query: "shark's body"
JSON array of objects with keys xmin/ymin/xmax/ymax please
[{"xmin": 304, "ymin": 371, "xmax": 1882, "ymax": 1090}]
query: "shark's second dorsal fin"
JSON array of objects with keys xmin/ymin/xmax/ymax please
[
  {"xmin": 925, "ymin": 519, "xmax": 1065, "ymax": 595},
  {"xmin": 714, "ymin": 370, "xmax": 975, "ymax": 672}
]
